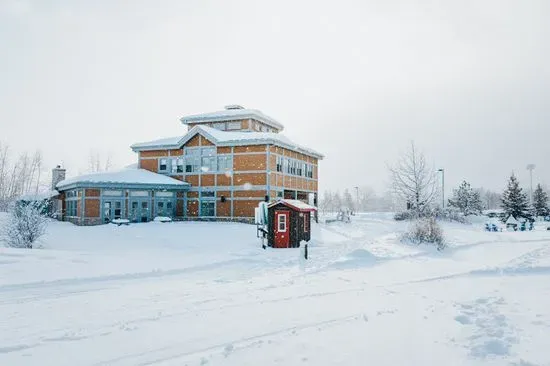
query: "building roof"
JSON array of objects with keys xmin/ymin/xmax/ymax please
[
  {"xmin": 131, "ymin": 125, "xmax": 324, "ymax": 159},
  {"xmin": 180, "ymin": 106, "xmax": 285, "ymax": 131},
  {"xmin": 56, "ymin": 168, "xmax": 189, "ymax": 191},
  {"xmin": 268, "ymin": 199, "xmax": 317, "ymax": 212}
]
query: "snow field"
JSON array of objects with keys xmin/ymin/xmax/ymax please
[{"xmin": 1, "ymin": 212, "xmax": 550, "ymax": 365}]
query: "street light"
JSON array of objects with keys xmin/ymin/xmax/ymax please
[
  {"xmin": 354, "ymin": 186, "xmax": 359, "ymax": 214},
  {"xmin": 527, "ymin": 164, "xmax": 536, "ymax": 204},
  {"xmin": 438, "ymin": 169, "xmax": 445, "ymax": 208}
]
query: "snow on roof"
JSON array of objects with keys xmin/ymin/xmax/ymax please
[
  {"xmin": 18, "ymin": 190, "xmax": 59, "ymax": 201},
  {"xmin": 268, "ymin": 199, "xmax": 317, "ymax": 212},
  {"xmin": 180, "ymin": 107, "xmax": 285, "ymax": 131},
  {"xmin": 505, "ymin": 215, "xmax": 519, "ymax": 224},
  {"xmin": 131, "ymin": 135, "xmax": 183, "ymax": 150},
  {"xmin": 131, "ymin": 125, "xmax": 324, "ymax": 159},
  {"xmin": 56, "ymin": 168, "xmax": 189, "ymax": 190}
]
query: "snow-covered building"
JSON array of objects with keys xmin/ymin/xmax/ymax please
[{"xmin": 54, "ymin": 106, "xmax": 323, "ymax": 225}]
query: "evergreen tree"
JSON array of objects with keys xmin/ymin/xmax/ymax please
[
  {"xmin": 501, "ymin": 174, "xmax": 530, "ymax": 220},
  {"xmin": 448, "ymin": 181, "xmax": 483, "ymax": 216},
  {"xmin": 532, "ymin": 184, "xmax": 549, "ymax": 217}
]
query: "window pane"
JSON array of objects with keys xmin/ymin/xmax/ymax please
[
  {"xmin": 227, "ymin": 121, "xmax": 241, "ymax": 130},
  {"xmin": 200, "ymin": 201, "xmax": 215, "ymax": 216},
  {"xmin": 202, "ymin": 191, "xmax": 215, "ymax": 197}
]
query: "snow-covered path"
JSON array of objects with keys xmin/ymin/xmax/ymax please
[{"xmin": 1, "ymin": 213, "xmax": 550, "ymax": 365}]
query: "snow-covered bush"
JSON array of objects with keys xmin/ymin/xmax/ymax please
[
  {"xmin": 3, "ymin": 201, "xmax": 48, "ymax": 249},
  {"xmin": 430, "ymin": 206, "xmax": 468, "ymax": 224},
  {"xmin": 394, "ymin": 210, "xmax": 418, "ymax": 221},
  {"xmin": 401, "ymin": 217, "xmax": 445, "ymax": 250}
]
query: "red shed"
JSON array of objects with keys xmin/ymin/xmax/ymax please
[{"xmin": 267, "ymin": 199, "xmax": 317, "ymax": 248}]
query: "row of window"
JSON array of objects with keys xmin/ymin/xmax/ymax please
[
  {"xmin": 275, "ymin": 156, "xmax": 314, "ymax": 178},
  {"xmin": 212, "ymin": 121, "xmax": 243, "ymax": 131},
  {"xmin": 159, "ymin": 147, "xmax": 233, "ymax": 174}
]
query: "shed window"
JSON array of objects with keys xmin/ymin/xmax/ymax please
[
  {"xmin": 278, "ymin": 214, "xmax": 287, "ymax": 232},
  {"xmin": 304, "ymin": 213, "xmax": 309, "ymax": 232}
]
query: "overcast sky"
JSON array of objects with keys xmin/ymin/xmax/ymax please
[{"xmin": 1, "ymin": 0, "xmax": 549, "ymax": 195}]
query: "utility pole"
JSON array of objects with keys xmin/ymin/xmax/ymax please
[
  {"xmin": 354, "ymin": 186, "xmax": 359, "ymax": 213},
  {"xmin": 438, "ymin": 168, "xmax": 445, "ymax": 208},
  {"xmin": 527, "ymin": 164, "xmax": 536, "ymax": 204}
]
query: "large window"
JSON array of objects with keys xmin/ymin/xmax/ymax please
[
  {"xmin": 277, "ymin": 156, "xmax": 314, "ymax": 178},
  {"xmin": 170, "ymin": 158, "xmax": 184, "ymax": 174},
  {"xmin": 276, "ymin": 156, "xmax": 283, "ymax": 172},
  {"xmin": 184, "ymin": 147, "xmax": 232, "ymax": 173},
  {"xmin": 218, "ymin": 155, "xmax": 232, "ymax": 171},
  {"xmin": 66, "ymin": 201, "xmax": 78, "ymax": 216},
  {"xmin": 185, "ymin": 148, "xmax": 201, "ymax": 173},
  {"xmin": 200, "ymin": 201, "xmax": 215, "ymax": 217}
]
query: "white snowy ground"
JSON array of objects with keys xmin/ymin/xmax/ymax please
[{"xmin": 1, "ymin": 213, "xmax": 550, "ymax": 366}]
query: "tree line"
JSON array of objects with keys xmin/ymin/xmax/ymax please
[{"xmin": 320, "ymin": 141, "xmax": 548, "ymax": 221}]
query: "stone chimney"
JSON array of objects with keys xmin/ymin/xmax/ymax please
[{"xmin": 52, "ymin": 165, "xmax": 66, "ymax": 191}]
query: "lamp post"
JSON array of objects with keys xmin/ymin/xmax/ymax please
[
  {"xmin": 438, "ymin": 168, "xmax": 445, "ymax": 208},
  {"xmin": 354, "ymin": 186, "xmax": 359, "ymax": 214},
  {"xmin": 526, "ymin": 164, "xmax": 536, "ymax": 204}
]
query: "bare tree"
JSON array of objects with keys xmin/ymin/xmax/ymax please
[
  {"xmin": 389, "ymin": 141, "xmax": 437, "ymax": 213},
  {"xmin": 0, "ymin": 143, "xmax": 47, "ymax": 211},
  {"xmin": 88, "ymin": 150, "xmax": 113, "ymax": 173}
]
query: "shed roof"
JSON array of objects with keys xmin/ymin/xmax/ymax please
[
  {"xmin": 131, "ymin": 125, "xmax": 324, "ymax": 159},
  {"xmin": 56, "ymin": 168, "xmax": 189, "ymax": 191},
  {"xmin": 180, "ymin": 107, "xmax": 284, "ymax": 131},
  {"xmin": 268, "ymin": 199, "xmax": 317, "ymax": 212}
]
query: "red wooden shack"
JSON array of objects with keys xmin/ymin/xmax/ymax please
[{"xmin": 267, "ymin": 199, "xmax": 317, "ymax": 248}]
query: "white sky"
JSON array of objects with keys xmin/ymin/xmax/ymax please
[{"xmin": 1, "ymin": 0, "xmax": 549, "ymax": 194}]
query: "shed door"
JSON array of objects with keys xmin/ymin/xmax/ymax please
[{"xmin": 274, "ymin": 210, "xmax": 290, "ymax": 248}]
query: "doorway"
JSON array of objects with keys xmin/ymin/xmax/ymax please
[{"xmin": 274, "ymin": 210, "xmax": 290, "ymax": 248}]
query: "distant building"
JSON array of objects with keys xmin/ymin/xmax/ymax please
[{"xmin": 54, "ymin": 106, "xmax": 323, "ymax": 225}]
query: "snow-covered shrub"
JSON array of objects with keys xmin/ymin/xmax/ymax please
[
  {"xmin": 394, "ymin": 210, "xmax": 418, "ymax": 221},
  {"xmin": 401, "ymin": 217, "xmax": 445, "ymax": 250},
  {"xmin": 430, "ymin": 206, "xmax": 468, "ymax": 224},
  {"xmin": 3, "ymin": 201, "xmax": 48, "ymax": 248}
]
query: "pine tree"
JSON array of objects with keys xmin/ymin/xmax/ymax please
[
  {"xmin": 501, "ymin": 174, "xmax": 530, "ymax": 220},
  {"xmin": 532, "ymin": 184, "xmax": 549, "ymax": 217},
  {"xmin": 448, "ymin": 181, "xmax": 483, "ymax": 216}
]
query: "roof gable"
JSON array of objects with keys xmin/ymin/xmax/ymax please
[{"xmin": 268, "ymin": 199, "xmax": 317, "ymax": 212}]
